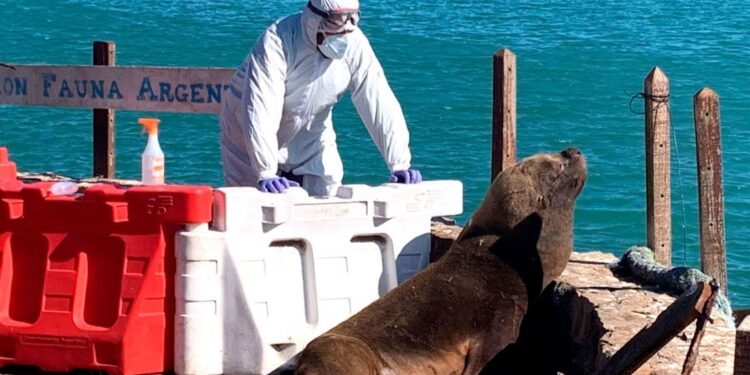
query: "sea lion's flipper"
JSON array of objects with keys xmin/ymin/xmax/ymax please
[
  {"xmin": 491, "ymin": 213, "xmax": 545, "ymax": 300},
  {"xmin": 462, "ymin": 340, "xmax": 485, "ymax": 375},
  {"xmin": 505, "ymin": 213, "xmax": 542, "ymax": 249},
  {"xmin": 462, "ymin": 296, "xmax": 527, "ymax": 375},
  {"xmin": 295, "ymin": 333, "xmax": 383, "ymax": 375}
]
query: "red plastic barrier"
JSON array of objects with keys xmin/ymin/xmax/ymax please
[
  {"xmin": 0, "ymin": 181, "xmax": 213, "ymax": 375},
  {"xmin": 0, "ymin": 148, "xmax": 17, "ymax": 183}
]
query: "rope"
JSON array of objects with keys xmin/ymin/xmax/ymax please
[
  {"xmin": 612, "ymin": 246, "xmax": 733, "ymax": 323},
  {"xmin": 670, "ymin": 110, "xmax": 690, "ymax": 266},
  {"xmin": 628, "ymin": 91, "xmax": 670, "ymax": 115}
]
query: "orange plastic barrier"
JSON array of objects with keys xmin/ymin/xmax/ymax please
[
  {"xmin": 0, "ymin": 180, "xmax": 213, "ymax": 375},
  {"xmin": 0, "ymin": 148, "xmax": 16, "ymax": 183}
]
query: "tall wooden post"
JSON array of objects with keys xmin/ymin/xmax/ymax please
[
  {"xmin": 93, "ymin": 41, "xmax": 116, "ymax": 178},
  {"xmin": 693, "ymin": 87, "xmax": 727, "ymax": 293},
  {"xmin": 644, "ymin": 67, "xmax": 671, "ymax": 266},
  {"xmin": 491, "ymin": 48, "xmax": 516, "ymax": 182}
]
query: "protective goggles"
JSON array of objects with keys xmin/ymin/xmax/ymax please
[{"xmin": 307, "ymin": 1, "xmax": 360, "ymax": 28}]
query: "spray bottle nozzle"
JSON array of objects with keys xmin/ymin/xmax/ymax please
[{"xmin": 138, "ymin": 118, "xmax": 160, "ymax": 135}]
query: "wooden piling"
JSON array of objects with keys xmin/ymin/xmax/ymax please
[
  {"xmin": 93, "ymin": 41, "xmax": 116, "ymax": 178},
  {"xmin": 491, "ymin": 48, "xmax": 516, "ymax": 182},
  {"xmin": 644, "ymin": 67, "xmax": 672, "ymax": 266},
  {"xmin": 693, "ymin": 87, "xmax": 727, "ymax": 293}
]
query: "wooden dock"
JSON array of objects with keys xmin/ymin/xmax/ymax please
[{"xmin": 559, "ymin": 251, "xmax": 734, "ymax": 374}]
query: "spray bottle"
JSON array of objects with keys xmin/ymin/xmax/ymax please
[{"xmin": 138, "ymin": 117, "xmax": 165, "ymax": 185}]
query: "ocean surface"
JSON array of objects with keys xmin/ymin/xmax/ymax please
[{"xmin": 1, "ymin": 1, "xmax": 749, "ymax": 306}]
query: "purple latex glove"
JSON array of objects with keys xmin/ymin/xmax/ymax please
[
  {"xmin": 389, "ymin": 169, "xmax": 422, "ymax": 184},
  {"xmin": 258, "ymin": 177, "xmax": 300, "ymax": 193}
]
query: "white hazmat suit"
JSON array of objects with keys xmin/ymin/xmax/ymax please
[{"xmin": 220, "ymin": 0, "xmax": 414, "ymax": 196}]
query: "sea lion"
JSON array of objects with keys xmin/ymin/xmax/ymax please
[{"xmin": 295, "ymin": 148, "xmax": 587, "ymax": 375}]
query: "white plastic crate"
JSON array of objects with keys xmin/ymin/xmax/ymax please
[{"xmin": 175, "ymin": 181, "xmax": 462, "ymax": 375}]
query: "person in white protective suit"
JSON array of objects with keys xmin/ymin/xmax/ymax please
[{"xmin": 220, "ymin": 0, "xmax": 422, "ymax": 196}]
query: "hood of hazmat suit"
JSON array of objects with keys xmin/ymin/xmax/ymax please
[{"xmin": 220, "ymin": 0, "xmax": 413, "ymax": 196}]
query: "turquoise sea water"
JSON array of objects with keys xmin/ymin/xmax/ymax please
[{"xmin": 2, "ymin": 1, "xmax": 749, "ymax": 306}]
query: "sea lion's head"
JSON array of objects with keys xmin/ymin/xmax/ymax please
[{"xmin": 459, "ymin": 147, "xmax": 587, "ymax": 286}]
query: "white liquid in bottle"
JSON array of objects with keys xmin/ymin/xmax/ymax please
[{"xmin": 139, "ymin": 118, "xmax": 165, "ymax": 185}]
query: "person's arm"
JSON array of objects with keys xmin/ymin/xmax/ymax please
[
  {"xmin": 348, "ymin": 32, "xmax": 413, "ymax": 175},
  {"xmin": 240, "ymin": 24, "xmax": 287, "ymax": 182}
]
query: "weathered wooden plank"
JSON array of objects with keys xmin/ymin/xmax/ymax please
[
  {"xmin": 0, "ymin": 64, "xmax": 234, "ymax": 113},
  {"xmin": 644, "ymin": 66, "xmax": 671, "ymax": 266},
  {"xmin": 491, "ymin": 48, "xmax": 516, "ymax": 182},
  {"xmin": 92, "ymin": 41, "xmax": 116, "ymax": 178},
  {"xmin": 595, "ymin": 282, "xmax": 712, "ymax": 375},
  {"xmin": 681, "ymin": 280, "xmax": 719, "ymax": 375},
  {"xmin": 693, "ymin": 87, "xmax": 727, "ymax": 293}
]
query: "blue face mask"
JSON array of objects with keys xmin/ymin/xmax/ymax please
[{"xmin": 318, "ymin": 34, "xmax": 350, "ymax": 59}]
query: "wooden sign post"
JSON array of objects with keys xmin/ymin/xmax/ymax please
[{"xmin": 93, "ymin": 41, "xmax": 116, "ymax": 178}]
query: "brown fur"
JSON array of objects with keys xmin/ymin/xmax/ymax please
[
  {"xmin": 459, "ymin": 147, "xmax": 587, "ymax": 289},
  {"xmin": 295, "ymin": 148, "xmax": 587, "ymax": 375}
]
